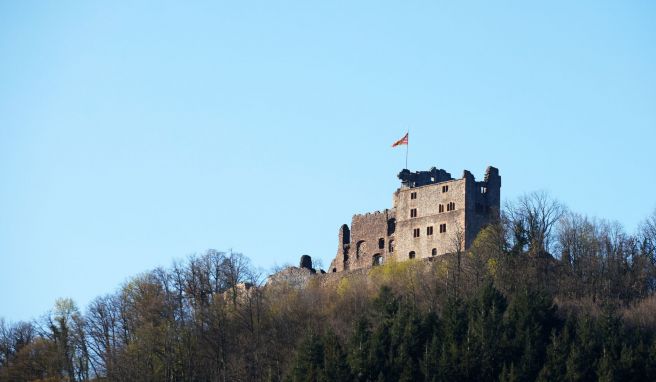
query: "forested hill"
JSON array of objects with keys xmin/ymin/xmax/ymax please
[{"xmin": 2, "ymin": 193, "xmax": 656, "ymax": 381}]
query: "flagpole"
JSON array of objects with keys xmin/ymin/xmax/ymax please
[{"xmin": 405, "ymin": 129, "xmax": 409, "ymax": 169}]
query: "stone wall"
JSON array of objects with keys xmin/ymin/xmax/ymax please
[
  {"xmin": 330, "ymin": 209, "xmax": 396, "ymax": 272},
  {"xmin": 393, "ymin": 177, "xmax": 467, "ymax": 261},
  {"xmin": 465, "ymin": 166, "xmax": 501, "ymax": 246}
]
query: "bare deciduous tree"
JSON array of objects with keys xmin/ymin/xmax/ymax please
[{"xmin": 506, "ymin": 191, "xmax": 567, "ymax": 256}]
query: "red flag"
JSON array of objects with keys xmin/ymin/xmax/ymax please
[{"xmin": 391, "ymin": 133, "xmax": 408, "ymax": 147}]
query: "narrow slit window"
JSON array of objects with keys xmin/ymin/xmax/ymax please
[
  {"xmin": 442, "ymin": 185, "xmax": 449, "ymax": 193},
  {"xmin": 410, "ymin": 208, "xmax": 417, "ymax": 218},
  {"xmin": 410, "ymin": 192, "xmax": 417, "ymax": 200},
  {"xmin": 413, "ymin": 228, "xmax": 420, "ymax": 238},
  {"xmin": 439, "ymin": 204, "xmax": 444, "ymax": 213}
]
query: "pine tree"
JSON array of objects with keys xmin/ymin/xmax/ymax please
[
  {"xmin": 596, "ymin": 348, "xmax": 615, "ymax": 382},
  {"xmin": 287, "ymin": 333, "xmax": 324, "ymax": 382},
  {"xmin": 503, "ymin": 289, "xmax": 557, "ymax": 380},
  {"xmin": 536, "ymin": 329, "xmax": 568, "ymax": 382},
  {"xmin": 440, "ymin": 297, "xmax": 467, "ymax": 381},
  {"xmin": 420, "ymin": 334, "xmax": 440, "ymax": 382},
  {"xmin": 369, "ymin": 320, "xmax": 392, "ymax": 381},
  {"xmin": 322, "ymin": 331, "xmax": 352, "ymax": 382},
  {"xmin": 467, "ymin": 282, "xmax": 507, "ymax": 380},
  {"xmin": 348, "ymin": 317, "xmax": 372, "ymax": 382},
  {"xmin": 499, "ymin": 362, "xmax": 518, "ymax": 382}
]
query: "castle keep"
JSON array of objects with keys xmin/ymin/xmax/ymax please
[{"xmin": 329, "ymin": 166, "xmax": 501, "ymax": 273}]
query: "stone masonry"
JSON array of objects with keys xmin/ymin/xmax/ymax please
[{"xmin": 329, "ymin": 166, "xmax": 501, "ymax": 273}]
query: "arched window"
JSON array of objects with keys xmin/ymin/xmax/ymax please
[
  {"xmin": 431, "ymin": 248, "xmax": 437, "ymax": 256},
  {"xmin": 409, "ymin": 251, "xmax": 416, "ymax": 259},
  {"xmin": 356, "ymin": 240, "xmax": 366, "ymax": 258},
  {"xmin": 372, "ymin": 254, "xmax": 383, "ymax": 266},
  {"xmin": 332, "ymin": 268, "xmax": 337, "ymax": 273}
]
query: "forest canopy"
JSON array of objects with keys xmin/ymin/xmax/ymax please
[{"xmin": 2, "ymin": 193, "xmax": 656, "ymax": 382}]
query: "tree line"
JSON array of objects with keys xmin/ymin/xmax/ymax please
[{"xmin": 1, "ymin": 192, "xmax": 656, "ymax": 381}]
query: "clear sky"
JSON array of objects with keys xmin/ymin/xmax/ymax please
[{"xmin": 1, "ymin": 1, "xmax": 655, "ymax": 322}]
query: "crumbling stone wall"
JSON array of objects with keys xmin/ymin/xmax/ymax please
[
  {"xmin": 465, "ymin": 166, "xmax": 501, "ymax": 247},
  {"xmin": 330, "ymin": 209, "xmax": 396, "ymax": 272}
]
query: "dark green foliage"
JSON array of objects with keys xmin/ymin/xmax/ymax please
[
  {"xmin": 348, "ymin": 317, "xmax": 372, "ymax": 382},
  {"xmin": 536, "ymin": 329, "xmax": 569, "ymax": 382},
  {"xmin": 281, "ymin": 284, "xmax": 656, "ymax": 382},
  {"xmin": 286, "ymin": 333, "xmax": 326, "ymax": 382},
  {"xmin": 323, "ymin": 331, "xmax": 352, "ymax": 382}
]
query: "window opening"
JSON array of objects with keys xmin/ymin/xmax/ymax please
[{"xmin": 372, "ymin": 254, "xmax": 383, "ymax": 266}]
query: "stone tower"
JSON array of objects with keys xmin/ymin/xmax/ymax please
[{"xmin": 329, "ymin": 166, "xmax": 501, "ymax": 273}]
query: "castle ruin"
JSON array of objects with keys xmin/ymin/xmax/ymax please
[{"xmin": 329, "ymin": 166, "xmax": 501, "ymax": 272}]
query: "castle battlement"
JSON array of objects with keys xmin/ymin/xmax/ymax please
[
  {"xmin": 329, "ymin": 166, "xmax": 501, "ymax": 273},
  {"xmin": 352, "ymin": 209, "xmax": 391, "ymax": 219}
]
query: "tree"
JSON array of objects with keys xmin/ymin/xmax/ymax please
[
  {"xmin": 322, "ymin": 331, "xmax": 352, "ymax": 382},
  {"xmin": 448, "ymin": 225, "xmax": 466, "ymax": 298},
  {"xmin": 42, "ymin": 298, "xmax": 89, "ymax": 381},
  {"xmin": 286, "ymin": 333, "xmax": 324, "ymax": 382},
  {"xmin": 506, "ymin": 191, "xmax": 566, "ymax": 256},
  {"xmin": 537, "ymin": 329, "xmax": 569, "ymax": 382},
  {"xmin": 467, "ymin": 283, "xmax": 507, "ymax": 380},
  {"xmin": 348, "ymin": 317, "xmax": 372, "ymax": 382}
]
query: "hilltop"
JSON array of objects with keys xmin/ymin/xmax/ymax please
[{"xmin": 2, "ymin": 194, "xmax": 656, "ymax": 381}]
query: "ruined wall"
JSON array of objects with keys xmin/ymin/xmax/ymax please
[
  {"xmin": 330, "ymin": 209, "xmax": 396, "ymax": 272},
  {"xmin": 464, "ymin": 166, "xmax": 501, "ymax": 247}
]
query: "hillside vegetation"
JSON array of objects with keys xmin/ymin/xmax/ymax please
[{"xmin": 2, "ymin": 192, "xmax": 656, "ymax": 382}]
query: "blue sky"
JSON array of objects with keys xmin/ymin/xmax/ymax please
[{"xmin": 1, "ymin": 1, "xmax": 655, "ymax": 321}]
